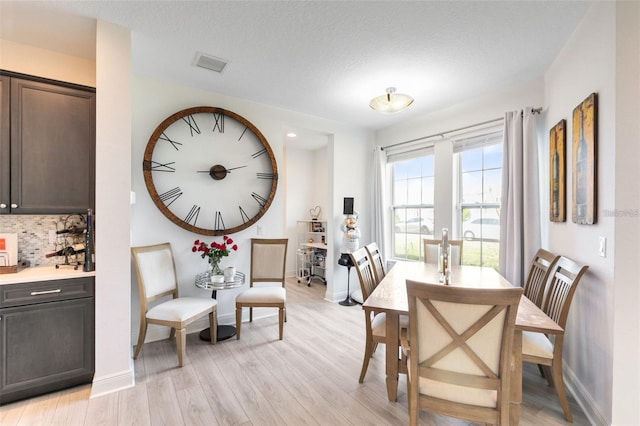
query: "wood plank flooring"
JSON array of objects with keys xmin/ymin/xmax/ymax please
[{"xmin": 1, "ymin": 277, "xmax": 590, "ymax": 425}]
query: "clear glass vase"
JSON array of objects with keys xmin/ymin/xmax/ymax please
[{"xmin": 210, "ymin": 259, "xmax": 223, "ymax": 275}]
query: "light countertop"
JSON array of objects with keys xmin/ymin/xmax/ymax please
[{"xmin": 0, "ymin": 265, "xmax": 96, "ymax": 285}]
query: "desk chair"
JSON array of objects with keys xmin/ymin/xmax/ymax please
[
  {"xmin": 235, "ymin": 238, "xmax": 288, "ymax": 340},
  {"xmin": 403, "ymin": 280, "xmax": 522, "ymax": 425},
  {"xmin": 423, "ymin": 238, "xmax": 463, "ymax": 265},
  {"xmin": 131, "ymin": 243, "xmax": 217, "ymax": 367},
  {"xmin": 522, "ymin": 256, "xmax": 588, "ymax": 422}
]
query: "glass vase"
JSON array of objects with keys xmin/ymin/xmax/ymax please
[{"xmin": 210, "ymin": 259, "xmax": 223, "ymax": 276}]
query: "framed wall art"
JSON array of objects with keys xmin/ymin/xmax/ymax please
[
  {"xmin": 550, "ymin": 119, "xmax": 566, "ymax": 222},
  {"xmin": 572, "ymin": 93, "xmax": 597, "ymax": 224}
]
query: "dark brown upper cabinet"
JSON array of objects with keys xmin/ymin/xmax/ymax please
[{"xmin": 0, "ymin": 71, "xmax": 95, "ymax": 214}]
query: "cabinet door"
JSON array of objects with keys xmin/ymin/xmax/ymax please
[
  {"xmin": 9, "ymin": 78, "xmax": 95, "ymax": 214},
  {"xmin": 0, "ymin": 297, "xmax": 94, "ymax": 404},
  {"xmin": 0, "ymin": 75, "xmax": 9, "ymax": 211}
]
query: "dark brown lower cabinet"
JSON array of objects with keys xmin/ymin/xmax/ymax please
[{"xmin": 0, "ymin": 277, "xmax": 94, "ymax": 405}]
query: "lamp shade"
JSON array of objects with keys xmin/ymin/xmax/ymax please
[{"xmin": 369, "ymin": 87, "xmax": 414, "ymax": 113}]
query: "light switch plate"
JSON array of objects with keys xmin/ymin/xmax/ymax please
[{"xmin": 599, "ymin": 236, "xmax": 606, "ymax": 257}]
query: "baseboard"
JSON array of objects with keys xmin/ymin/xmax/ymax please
[
  {"xmin": 90, "ymin": 366, "xmax": 135, "ymax": 398},
  {"xmin": 564, "ymin": 360, "xmax": 608, "ymax": 425}
]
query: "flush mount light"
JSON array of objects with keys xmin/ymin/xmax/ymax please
[{"xmin": 369, "ymin": 87, "xmax": 414, "ymax": 114}]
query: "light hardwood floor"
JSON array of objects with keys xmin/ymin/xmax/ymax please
[{"xmin": 1, "ymin": 277, "xmax": 590, "ymax": 425}]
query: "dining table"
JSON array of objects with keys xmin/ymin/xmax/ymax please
[{"xmin": 362, "ymin": 260, "xmax": 563, "ymax": 425}]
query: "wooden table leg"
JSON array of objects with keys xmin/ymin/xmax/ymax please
[
  {"xmin": 385, "ymin": 312, "xmax": 400, "ymax": 401},
  {"xmin": 510, "ymin": 329, "xmax": 523, "ymax": 425}
]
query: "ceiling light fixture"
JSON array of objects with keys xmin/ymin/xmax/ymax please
[{"xmin": 369, "ymin": 87, "xmax": 414, "ymax": 114}]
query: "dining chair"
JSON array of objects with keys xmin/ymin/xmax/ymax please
[
  {"xmin": 350, "ymin": 247, "xmax": 408, "ymax": 383},
  {"xmin": 364, "ymin": 241, "xmax": 386, "ymax": 284},
  {"xmin": 523, "ymin": 248, "xmax": 560, "ymax": 307},
  {"xmin": 423, "ymin": 238, "xmax": 463, "ymax": 265},
  {"xmin": 235, "ymin": 238, "xmax": 288, "ymax": 340},
  {"xmin": 131, "ymin": 243, "xmax": 217, "ymax": 367},
  {"xmin": 522, "ymin": 255, "xmax": 588, "ymax": 422},
  {"xmin": 403, "ymin": 280, "xmax": 523, "ymax": 426}
]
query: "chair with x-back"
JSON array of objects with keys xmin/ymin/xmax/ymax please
[
  {"xmin": 403, "ymin": 280, "xmax": 523, "ymax": 425},
  {"xmin": 523, "ymin": 248, "xmax": 560, "ymax": 308},
  {"xmin": 131, "ymin": 242, "xmax": 217, "ymax": 367},
  {"xmin": 522, "ymin": 255, "xmax": 588, "ymax": 422}
]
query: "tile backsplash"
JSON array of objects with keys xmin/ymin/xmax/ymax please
[{"xmin": 1, "ymin": 214, "xmax": 87, "ymax": 267}]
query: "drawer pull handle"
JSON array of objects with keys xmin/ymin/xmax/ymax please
[{"xmin": 30, "ymin": 289, "xmax": 62, "ymax": 296}]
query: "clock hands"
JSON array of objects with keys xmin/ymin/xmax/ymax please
[{"xmin": 197, "ymin": 164, "xmax": 247, "ymax": 181}]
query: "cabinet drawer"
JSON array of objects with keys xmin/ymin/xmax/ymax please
[{"xmin": 0, "ymin": 277, "xmax": 94, "ymax": 308}]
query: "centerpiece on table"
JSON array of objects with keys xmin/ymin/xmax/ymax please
[{"xmin": 192, "ymin": 236, "xmax": 238, "ymax": 283}]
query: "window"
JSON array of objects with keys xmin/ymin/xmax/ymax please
[
  {"xmin": 391, "ymin": 155, "xmax": 434, "ymax": 260},
  {"xmin": 457, "ymin": 138, "xmax": 502, "ymax": 268},
  {"xmin": 387, "ymin": 126, "xmax": 503, "ymax": 268}
]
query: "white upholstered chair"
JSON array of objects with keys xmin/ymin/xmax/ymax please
[
  {"xmin": 423, "ymin": 238, "xmax": 463, "ymax": 265},
  {"xmin": 235, "ymin": 238, "xmax": 288, "ymax": 340},
  {"xmin": 403, "ymin": 280, "xmax": 522, "ymax": 425},
  {"xmin": 131, "ymin": 242, "xmax": 217, "ymax": 367}
]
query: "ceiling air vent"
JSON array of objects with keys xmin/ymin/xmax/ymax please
[{"xmin": 193, "ymin": 52, "xmax": 228, "ymax": 73}]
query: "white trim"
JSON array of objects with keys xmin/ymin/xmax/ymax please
[{"xmin": 90, "ymin": 367, "xmax": 135, "ymax": 398}]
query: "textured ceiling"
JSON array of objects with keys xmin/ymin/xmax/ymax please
[{"xmin": 1, "ymin": 1, "xmax": 591, "ymax": 136}]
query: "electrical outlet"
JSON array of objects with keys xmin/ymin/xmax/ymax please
[
  {"xmin": 599, "ymin": 236, "xmax": 606, "ymax": 257},
  {"xmin": 49, "ymin": 229, "xmax": 57, "ymax": 244}
]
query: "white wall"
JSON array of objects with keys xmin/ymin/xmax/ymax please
[
  {"xmin": 545, "ymin": 3, "xmax": 618, "ymax": 424},
  {"xmin": 131, "ymin": 75, "xmax": 371, "ymax": 333},
  {"xmin": 91, "ymin": 21, "xmax": 134, "ymax": 397},
  {"xmin": 612, "ymin": 3, "xmax": 640, "ymax": 424}
]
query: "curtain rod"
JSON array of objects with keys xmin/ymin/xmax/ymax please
[{"xmin": 380, "ymin": 107, "xmax": 542, "ymax": 151}]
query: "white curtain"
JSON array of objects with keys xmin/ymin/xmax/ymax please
[
  {"xmin": 499, "ymin": 109, "xmax": 541, "ymax": 285},
  {"xmin": 373, "ymin": 147, "xmax": 389, "ymax": 262}
]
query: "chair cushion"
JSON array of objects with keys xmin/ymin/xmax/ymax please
[
  {"xmin": 522, "ymin": 330, "xmax": 554, "ymax": 359},
  {"xmin": 371, "ymin": 313, "xmax": 409, "ymax": 338},
  {"xmin": 147, "ymin": 297, "xmax": 216, "ymax": 322},
  {"xmin": 236, "ymin": 287, "xmax": 286, "ymax": 303}
]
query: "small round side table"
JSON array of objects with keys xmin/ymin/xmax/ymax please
[{"xmin": 195, "ymin": 271, "xmax": 245, "ymax": 341}]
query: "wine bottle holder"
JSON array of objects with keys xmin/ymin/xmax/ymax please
[{"xmin": 52, "ymin": 214, "xmax": 87, "ymax": 270}]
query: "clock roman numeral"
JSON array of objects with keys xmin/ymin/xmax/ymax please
[
  {"xmin": 239, "ymin": 206, "xmax": 250, "ymax": 223},
  {"xmin": 159, "ymin": 132, "xmax": 182, "ymax": 151},
  {"xmin": 212, "ymin": 113, "xmax": 224, "ymax": 133},
  {"xmin": 256, "ymin": 172, "xmax": 277, "ymax": 180},
  {"xmin": 251, "ymin": 192, "xmax": 267, "ymax": 207},
  {"xmin": 214, "ymin": 211, "xmax": 225, "ymax": 230},
  {"xmin": 150, "ymin": 160, "xmax": 176, "ymax": 172},
  {"xmin": 181, "ymin": 114, "xmax": 201, "ymax": 136},
  {"xmin": 159, "ymin": 187, "xmax": 183, "ymax": 207},
  {"xmin": 238, "ymin": 126, "xmax": 249, "ymax": 141},
  {"xmin": 185, "ymin": 204, "xmax": 201, "ymax": 225},
  {"xmin": 252, "ymin": 148, "xmax": 267, "ymax": 158}
]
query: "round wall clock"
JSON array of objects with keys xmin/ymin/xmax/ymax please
[{"xmin": 143, "ymin": 106, "xmax": 278, "ymax": 236}]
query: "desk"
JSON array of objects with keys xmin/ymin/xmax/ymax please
[
  {"xmin": 195, "ymin": 271, "xmax": 245, "ymax": 341},
  {"xmin": 362, "ymin": 261, "xmax": 563, "ymax": 425}
]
